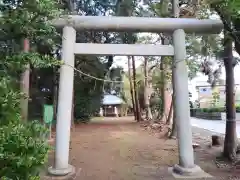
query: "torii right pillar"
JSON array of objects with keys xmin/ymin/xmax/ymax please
[{"xmin": 170, "ymin": 29, "xmax": 212, "ymax": 178}]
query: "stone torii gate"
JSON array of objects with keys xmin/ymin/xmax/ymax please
[{"xmin": 49, "ymin": 15, "xmax": 223, "ymax": 178}]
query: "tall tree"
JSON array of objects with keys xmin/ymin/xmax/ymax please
[
  {"xmin": 208, "ymin": 0, "xmax": 240, "ymax": 56},
  {"xmin": 144, "ymin": 57, "xmax": 153, "ymax": 120},
  {"xmin": 1, "ymin": 0, "xmax": 60, "ymax": 121},
  {"xmin": 145, "ymin": 0, "xmax": 202, "ymax": 123},
  {"xmin": 132, "ymin": 56, "xmax": 141, "ymax": 121},
  {"xmin": 20, "ymin": 39, "xmax": 30, "ymax": 121},
  {"xmin": 169, "ymin": 0, "xmax": 179, "ymax": 138},
  {"xmin": 116, "ymin": 0, "xmax": 142, "ymax": 121},
  {"xmin": 127, "ymin": 56, "xmax": 137, "ymax": 119},
  {"xmin": 223, "ymin": 29, "xmax": 237, "ymax": 160},
  {"xmin": 204, "ymin": 0, "xmax": 240, "ymax": 160}
]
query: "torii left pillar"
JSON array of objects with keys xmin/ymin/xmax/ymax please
[{"xmin": 48, "ymin": 26, "xmax": 76, "ymax": 176}]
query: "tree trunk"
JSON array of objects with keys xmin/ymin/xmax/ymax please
[
  {"xmin": 127, "ymin": 56, "xmax": 136, "ymax": 119},
  {"xmin": 20, "ymin": 38, "xmax": 30, "ymax": 121},
  {"xmin": 169, "ymin": 93, "xmax": 177, "ymax": 138},
  {"xmin": 169, "ymin": 0, "xmax": 179, "ymax": 139},
  {"xmin": 160, "ymin": 56, "xmax": 166, "ymax": 121},
  {"xmin": 160, "ymin": 36, "xmax": 171, "ymax": 123},
  {"xmin": 132, "ymin": 56, "xmax": 141, "ymax": 121},
  {"xmin": 223, "ymin": 29, "xmax": 237, "ymax": 161},
  {"xmin": 168, "ymin": 92, "xmax": 176, "ymax": 138},
  {"xmin": 166, "ymin": 95, "xmax": 173, "ymax": 125},
  {"xmin": 144, "ymin": 57, "xmax": 153, "ymax": 120},
  {"xmin": 169, "ymin": 116, "xmax": 177, "ymax": 138},
  {"xmin": 71, "ymin": 88, "xmax": 75, "ymax": 131},
  {"xmin": 53, "ymin": 69, "xmax": 58, "ymax": 122}
]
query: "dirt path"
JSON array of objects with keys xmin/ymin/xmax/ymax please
[
  {"xmin": 46, "ymin": 117, "xmax": 240, "ymax": 180},
  {"xmin": 67, "ymin": 118, "xmax": 178, "ymax": 180}
]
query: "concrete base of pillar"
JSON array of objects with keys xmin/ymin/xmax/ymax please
[
  {"xmin": 168, "ymin": 164, "xmax": 212, "ymax": 178},
  {"xmin": 46, "ymin": 165, "xmax": 76, "ymax": 179}
]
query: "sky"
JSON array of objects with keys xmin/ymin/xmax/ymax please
[
  {"xmin": 113, "ymin": 52, "xmax": 240, "ymax": 84},
  {"xmin": 112, "ymin": 51, "xmax": 240, "ymax": 101}
]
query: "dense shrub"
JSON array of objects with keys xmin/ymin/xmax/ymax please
[
  {"xmin": 0, "ymin": 0, "xmax": 59, "ymax": 179},
  {"xmin": 74, "ymin": 60, "xmax": 105, "ymax": 123},
  {"xmin": 236, "ymin": 106, "xmax": 240, "ymax": 112},
  {"xmin": 0, "ymin": 77, "xmax": 22, "ymax": 126},
  {"xmin": 0, "ymin": 76, "xmax": 50, "ymax": 179},
  {"xmin": 0, "ymin": 121, "xmax": 50, "ymax": 180},
  {"xmin": 74, "ymin": 95, "xmax": 102, "ymax": 122},
  {"xmin": 195, "ymin": 105, "xmax": 240, "ymax": 113}
]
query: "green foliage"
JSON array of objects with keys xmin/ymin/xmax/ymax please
[
  {"xmin": 0, "ymin": 52, "xmax": 60, "ymax": 124},
  {"xmin": 74, "ymin": 56, "xmax": 105, "ymax": 122},
  {"xmin": 0, "ymin": 121, "xmax": 50, "ymax": 180},
  {"xmin": 187, "ymin": 60, "xmax": 200, "ymax": 80},
  {"xmin": 0, "ymin": 55, "xmax": 56, "ymax": 178},
  {"xmin": 2, "ymin": 53, "xmax": 60, "ymax": 73},
  {"xmin": 0, "ymin": 0, "xmax": 60, "ymax": 179},
  {"xmin": 122, "ymin": 74, "xmax": 132, "ymax": 106},
  {"xmin": 195, "ymin": 105, "xmax": 240, "ymax": 113},
  {"xmin": 212, "ymin": 91, "xmax": 220, "ymax": 106},
  {"xmin": 150, "ymin": 0, "xmax": 171, "ymax": 17},
  {"xmin": 237, "ymin": 106, "xmax": 240, "ymax": 112},
  {"xmin": 74, "ymin": 78, "xmax": 104, "ymax": 123},
  {"xmin": 197, "ymin": 107, "xmax": 225, "ymax": 112},
  {"xmin": 150, "ymin": 93, "xmax": 163, "ymax": 115},
  {"xmin": 206, "ymin": 0, "xmax": 240, "ymax": 56},
  {"xmin": 74, "ymin": 95, "xmax": 103, "ymax": 122},
  {"xmin": 151, "ymin": 67, "xmax": 166, "ymax": 91},
  {"xmin": 206, "ymin": 0, "xmax": 240, "ymax": 17},
  {"xmin": 0, "ymin": 77, "xmax": 22, "ymax": 125},
  {"xmin": 104, "ymin": 67, "xmax": 124, "ymax": 95},
  {"xmin": 0, "ymin": 0, "xmax": 61, "ymax": 40}
]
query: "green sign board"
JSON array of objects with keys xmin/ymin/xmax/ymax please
[{"xmin": 43, "ymin": 105, "xmax": 54, "ymax": 124}]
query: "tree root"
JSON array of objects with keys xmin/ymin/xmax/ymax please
[
  {"xmin": 215, "ymin": 152, "xmax": 240, "ymax": 169},
  {"xmin": 215, "ymin": 154, "xmax": 234, "ymax": 168}
]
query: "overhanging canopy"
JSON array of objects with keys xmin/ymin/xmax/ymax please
[{"xmin": 52, "ymin": 15, "xmax": 223, "ymax": 34}]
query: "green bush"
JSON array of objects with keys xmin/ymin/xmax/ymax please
[
  {"xmin": 0, "ymin": 121, "xmax": 50, "ymax": 180},
  {"xmin": 0, "ymin": 76, "xmax": 50, "ymax": 180},
  {"xmin": 195, "ymin": 106, "xmax": 240, "ymax": 113},
  {"xmin": 202, "ymin": 107, "xmax": 224, "ymax": 113},
  {"xmin": 74, "ymin": 95, "xmax": 102, "ymax": 122},
  {"xmin": 0, "ymin": 0, "xmax": 60, "ymax": 178},
  {"xmin": 74, "ymin": 74, "xmax": 104, "ymax": 123},
  {"xmin": 236, "ymin": 106, "xmax": 240, "ymax": 112}
]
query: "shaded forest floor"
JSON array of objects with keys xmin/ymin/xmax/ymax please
[{"xmin": 44, "ymin": 117, "xmax": 240, "ymax": 180}]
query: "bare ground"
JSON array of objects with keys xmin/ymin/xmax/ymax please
[{"xmin": 44, "ymin": 117, "xmax": 240, "ymax": 180}]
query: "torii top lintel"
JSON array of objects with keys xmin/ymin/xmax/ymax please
[{"xmin": 52, "ymin": 15, "xmax": 223, "ymax": 34}]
